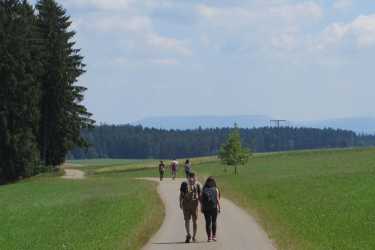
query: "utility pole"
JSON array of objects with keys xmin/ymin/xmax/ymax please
[
  {"xmin": 270, "ymin": 120, "xmax": 287, "ymax": 151},
  {"xmin": 270, "ymin": 120, "xmax": 287, "ymax": 128}
]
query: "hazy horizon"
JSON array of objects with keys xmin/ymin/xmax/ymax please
[{"xmin": 30, "ymin": 0, "xmax": 375, "ymax": 124}]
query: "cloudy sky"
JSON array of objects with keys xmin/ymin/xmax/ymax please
[{"xmin": 33, "ymin": 0, "xmax": 375, "ymax": 123}]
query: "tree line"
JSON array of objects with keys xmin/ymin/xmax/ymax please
[
  {"xmin": 68, "ymin": 125, "xmax": 375, "ymax": 160},
  {"xmin": 0, "ymin": 0, "xmax": 93, "ymax": 183}
]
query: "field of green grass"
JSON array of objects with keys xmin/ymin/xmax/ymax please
[
  {"xmin": 195, "ymin": 148, "xmax": 375, "ymax": 250},
  {"xmin": 68, "ymin": 156, "xmax": 217, "ymax": 176},
  {"xmin": 0, "ymin": 174, "xmax": 163, "ymax": 250},
  {"xmin": 65, "ymin": 158, "xmax": 139, "ymax": 167},
  {"xmin": 5, "ymin": 148, "xmax": 375, "ymax": 250}
]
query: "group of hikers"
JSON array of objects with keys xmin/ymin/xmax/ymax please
[
  {"xmin": 158, "ymin": 159, "xmax": 192, "ymax": 181},
  {"xmin": 158, "ymin": 159, "xmax": 221, "ymax": 243}
]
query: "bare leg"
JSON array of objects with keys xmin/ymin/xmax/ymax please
[
  {"xmin": 185, "ymin": 219, "xmax": 191, "ymax": 237},
  {"xmin": 192, "ymin": 219, "xmax": 197, "ymax": 239}
]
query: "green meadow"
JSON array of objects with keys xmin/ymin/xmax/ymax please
[
  {"xmin": 195, "ymin": 148, "xmax": 375, "ymax": 250},
  {"xmin": 0, "ymin": 174, "xmax": 163, "ymax": 250},
  {"xmin": 3, "ymin": 148, "xmax": 375, "ymax": 249},
  {"xmin": 98, "ymin": 148, "xmax": 375, "ymax": 250}
]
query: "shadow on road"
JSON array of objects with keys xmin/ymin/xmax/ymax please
[{"xmin": 153, "ymin": 241, "xmax": 207, "ymax": 245}]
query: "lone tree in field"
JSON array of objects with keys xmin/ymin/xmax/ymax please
[{"xmin": 219, "ymin": 125, "xmax": 251, "ymax": 175}]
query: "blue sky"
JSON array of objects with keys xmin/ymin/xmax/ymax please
[{"xmin": 32, "ymin": 0, "xmax": 375, "ymax": 123}]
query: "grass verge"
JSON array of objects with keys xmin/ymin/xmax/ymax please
[{"xmin": 0, "ymin": 175, "xmax": 163, "ymax": 250}]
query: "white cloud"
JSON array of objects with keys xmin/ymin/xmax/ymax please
[
  {"xmin": 61, "ymin": 0, "xmax": 135, "ymax": 10},
  {"xmin": 197, "ymin": 1, "xmax": 323, "ymax": 27},
  {"xmin": 316, "ymin": 14, "xmax": 375, "ymax": 49},
  {"xmin": 148, "ymin": 58, "xmax": 179, "ymax": 65},
  {"xmin": 196, "ymin": 2, "xmax": 323, "ymax": 53},
  {"xmin": 88, "ymin": 15, "xmax": 152, "ymax": 33},
  {"xmin": 333, "ymin": 0, "xmax": 352, "ymax": 10},
  {"xmin": 61, "ymin": 0, "xmax": 175, "ymax": 11},
  {"xmin": 268, "ymin": 2, "xmax": 323, "ymax": 22},
  {"xmin": 113, "ymin": 57, "xmax": 178, "ymax": 66},
  {"xmin": 147, "ymin": 34, "xmax": 192, "ymax": 56},
  {"xmin": 271, "ymin": 32, "xmax": 300, "ymax": 51},
  {"xmin": 76, "ymin": 13, "xmax": 192, "ymax": 57}
]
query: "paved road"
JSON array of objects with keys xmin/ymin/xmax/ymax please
[{"xmin": 142, "ymin": 178, "xmax": 276, "ymax": 250}]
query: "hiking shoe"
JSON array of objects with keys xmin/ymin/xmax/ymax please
[{"xmin": 185, "ymin": 235, "xmax": 191, "ymax": 243}]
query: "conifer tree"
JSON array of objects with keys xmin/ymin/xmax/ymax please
[
  {"xmin": 0, "ymin": 0, "xmax": 41, "ymax": 181},
  {"xmin": 36, "ymin": 0, "xmax": 94, "ymax": 167}
]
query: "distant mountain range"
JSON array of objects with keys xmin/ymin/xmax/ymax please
[
  {"xmin": 296, "ymin": 117, "xmax": 375, "ymax": 134},
  {"xmin": 133, "ymin": 115, "xmax": 375, "ymax": 134}
]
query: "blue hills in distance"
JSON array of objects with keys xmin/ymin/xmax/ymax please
[{"xmin": 133, "ymin": 115, "xmax": 375, "ymax": 134}]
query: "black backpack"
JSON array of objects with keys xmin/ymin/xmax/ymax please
[
  {"xmin": 202, "ymin": 187, "xmax": 218, "ymax": 211},
  {"xmin": 180, "ymin": 181, "xmax": 188, "ymax": 193}
]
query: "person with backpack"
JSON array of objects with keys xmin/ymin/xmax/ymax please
[
  {"xmin": 184, "ymin": 159, "xmax": 192, "ymax": 179},
  {"xmin": 201, "ymin": 176, "xmax": 221, "ymax": 242},
  {"xmin": 171, "ymin": 159, "xmax": 178, "ymax": 180},
  {"xmin": 179, "ymin": 172, "xmax": 201, "ymax": 243},
  {"xmin": 158, "ymin": 161, "xmax": 165, "ymax": 181}
]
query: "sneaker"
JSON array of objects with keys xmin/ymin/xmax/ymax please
[
  {"xmin": 192, "ymin": 237, "xmax": 197, "ymax": 243},
  {"xmin": 212, "ymin": 235, "xmax": 217, "ymax": 242},
  {"xmin": 185, "ymin": 235, "xmax": 191, "ymax": 243},
  {"xmin": 207, "ymin": 236, "xmax": 212, "ymax": 242}
]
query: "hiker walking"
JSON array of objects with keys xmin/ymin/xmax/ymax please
[
  {"xmin": 179, "ymin": 172, "xmax": 201, "ymax": 243},
  {"xmin": 184, "ymin": 159, "xmax": 192, "ymax": 179},
  {"xmin": 158, "ymin": 161, "xmax": 165, "ymax": 181},
  {"xmin": 171, "ymin": 159, "xmax": 178, "ymax": 180},
  {"xmin": 201, "ymin": 176, "xmax": 221, "ymax": 242}
]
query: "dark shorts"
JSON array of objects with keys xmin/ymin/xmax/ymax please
[{"xmin": 183, "ymin": 207, "xmax": 198, "ymax": 221}]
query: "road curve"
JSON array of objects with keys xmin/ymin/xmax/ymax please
[
  {"xmin": 142, "ymin": 178, "xmax": 276, "ymax": 250},
  {"xmin": 61, "ymin": 168, "xmax": 85, "ymax": 180}
]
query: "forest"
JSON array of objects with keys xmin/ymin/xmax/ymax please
[
  {"xmin": 69, "ymin": 124, "xmax": 375, "ymax": 159},
  {"xmin": 0, "ymin": 0, "xmax": 93, "ymax": 183}
]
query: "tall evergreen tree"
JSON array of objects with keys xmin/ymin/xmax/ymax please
[
  {"xmin": 36, "ymin": 0, "xmax": 93, "ymax": 167},
  {"xmin": 0, "ymin": 0, "xmax": 41, "ymax": 182}
]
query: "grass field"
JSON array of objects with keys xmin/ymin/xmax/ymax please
[
  {"xmin": 5, "ymin": 148, "xmax": 375, "ymax": 250},
  {"xmin": 194, "ymin": 148, "xmax": 375, "ymax": 250},
  {"xmin": 65, "ymin": 159, "xmax": 139, "ymax": 167},
  {"xmin": 68, "ymin": 156, "xmax": 217, "ymax": 176},
  {"xmin": 86, "ymin": 148, "xmax": 375, "ymax": 249},
  {"xmin": 0, "ymin": 175, "xmax": 163, "ymax": 250}
]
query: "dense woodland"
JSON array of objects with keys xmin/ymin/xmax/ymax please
[
  {"xmin": 0, "ymin": 0, "xmax": 93, "ymax": 183},
  {"xmin": 69, "ymin": 125, "xmax": 375, "ymax": 160}
]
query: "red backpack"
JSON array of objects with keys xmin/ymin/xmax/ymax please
[{"xmin": 171, "ymin": 162, "xmax": 177, "ymax": 171}]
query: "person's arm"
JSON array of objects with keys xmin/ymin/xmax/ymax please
[
  {"xmin": 217, "ymin": 188, "xmax": 221, "ymax": 212},
  {"xmin": 199, "ymin": 184, "xmax": 204, "ymax": 213},
  {"xmin": 179, "ymin": 192, "xmax": 184, "ymax": 209}
]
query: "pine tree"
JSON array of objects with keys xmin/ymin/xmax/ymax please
[
  {"xmin": 36, "ymin": 0, "xmax": 94, "ymax": 167},
  {"xmin": 0, "ymin": 0, "xmax": 41, "ymax": 182}
]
